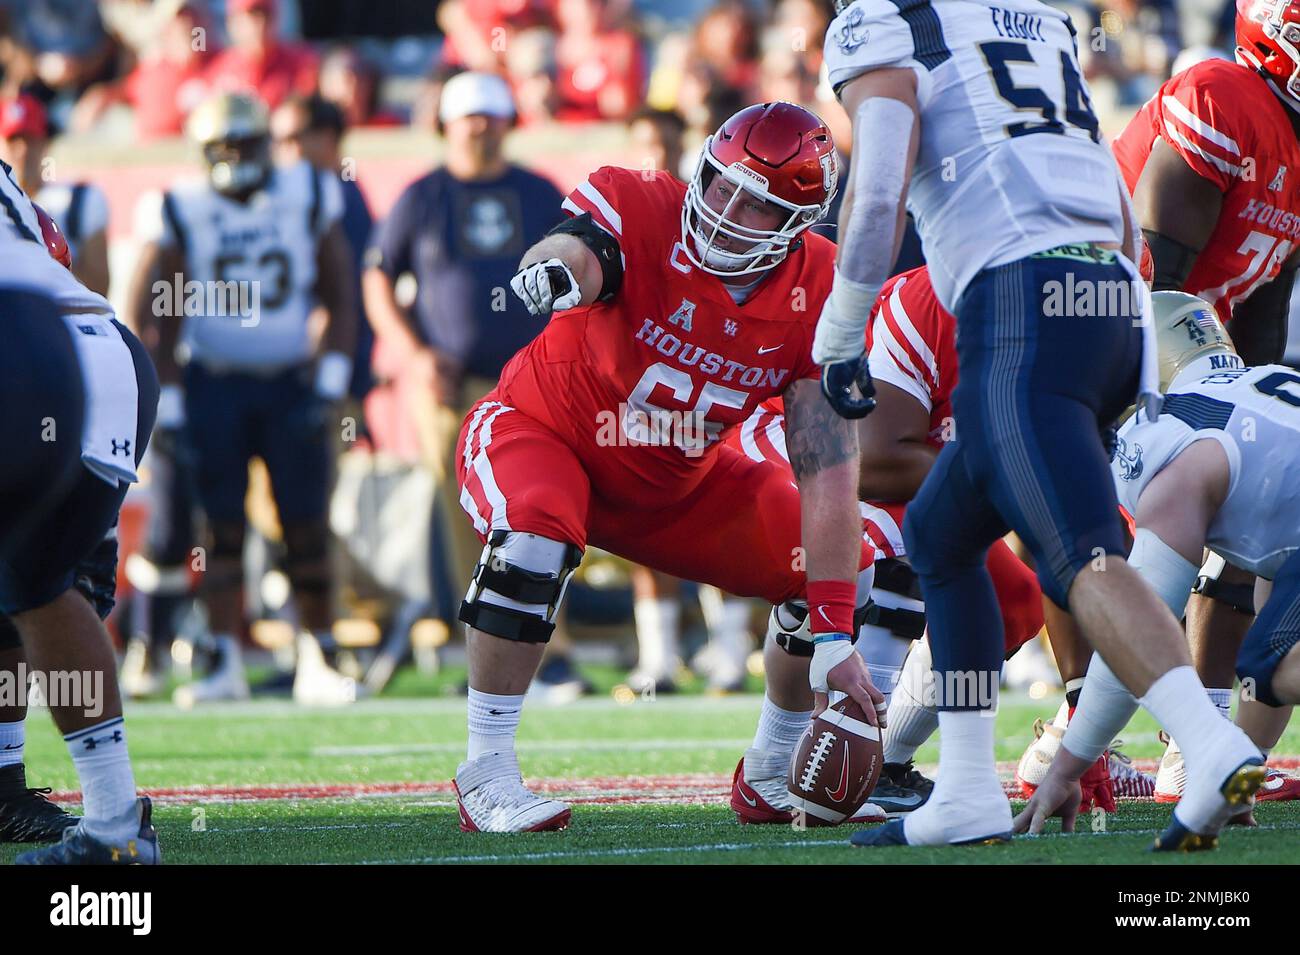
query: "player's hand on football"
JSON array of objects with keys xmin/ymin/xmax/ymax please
[
  {"xmin": 810, "ymin": 639, "xmax": 886, "ymax": 727},
  {"xmin": 1012, "ymin": 766, "xmax": 1083, "ymax": 836},
  {"xmin": 820, "ymin": 353, "xmax": 877, "ymax": 419},
  {"xmin": 511, "ymin": 258, "xmax": 582, "ymax": 316}
]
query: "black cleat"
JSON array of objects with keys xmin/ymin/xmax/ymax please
[
  {"xmin": 1152, "ymin": 758, "xmax": 1267, "ymax": 853},
  {"xmin": 0, "ymin": 763, "xmax": 79, "ymax": 843},
  {"xmin": 851, "ymin": 818, "xmax": 1012, "ymax": 848},
  {"xmin": 850, "ymin": 819, "xmax": 910, "ymax": 846},
  {"xmin": 16, "ymin": 796, "xmax": 160, "ymax": 865},
  {"xmin": 871, "ymin": 761, "xmax": 935, "ymax": 817}
]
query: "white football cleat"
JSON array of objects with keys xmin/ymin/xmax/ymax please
[
  {"xmin": 731, "ymin": 748, "xmax": 795, "ymax": 823},
  {"xmin": 293, "ymin": 633, "xmax": 363, "ymax": 706},
  {"xmin": 1107, "ymin": 744, "xmax": 1157, "ymax": 798},
  {"xmin": 172, "ymin": 651, "xmax": 249, "ymax": 708},
  {"xmin": 1015, "ymin": 706, "xmax": 1067, "ymax": 796},
  {"xmin": 1154, "ymin": 731, "xmax": 1184, "ymax": 803},
  {"xmin": 846, "ymin": 800, "xmax": 888, "ymax": 824},
  {"xmin": 454, "ymin": 751, "xmax": 571, "ymax": 833}
]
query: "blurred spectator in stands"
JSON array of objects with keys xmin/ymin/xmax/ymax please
[
  {"xmin": 0, "ymin": 0, "xmax": 117, "ymax": 102},
  {"xmin": 677, "ymin": 78, "xmax": 745, "ymax": 180},
  {"xmin": 757, "ymin": 27, "xmax": 819, "ymax": 107},
  {"xmin": 627, "ymin": 106, "xmax": 684, "ymax": 181},
  {"xmin": 273, "ymin": 93, "xmax": 375, "ymax": 403},
  {"xmin": 0, "ymin": 94, "xmax": 110, "ymax": 295},
  {"xmin": 363, "ymin": 73, "xmax": 589, "ymax": 689},
  {"xmin": 74, "ymin": 1, "xmax": 212, "ymax": 140},
  {"xmin": 554, "ymin": 0, "xmax": 645, "ymax": 122},
  {"xmin": 203, "ymin": 0, "xmax": 318, "ymax": 110},
  {"xmin": 506, "ymin": 27, "xmax": 560, "ymax": 126},
  {"xmin": 320, "ymin": 46, "xmax": 395, "ymax": 128},
  {"xmin": 687, "ymin": 2, "xmax": 758, "ymax": 99},
  {"xmin": 438, "ymin": 0, "xmax": 555, "ymax": 73},
  {"xmin": 362, "ymin": 71, "xmax": 561, "ymax": 530},
  {"xmin": 770, "ymin": 0, "xmax": 830, "ymax": 75}
]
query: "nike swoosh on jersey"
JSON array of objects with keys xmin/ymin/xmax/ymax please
[{"xmin": 757, "ymin": 344, "xmax": 784, "ymax": 354}]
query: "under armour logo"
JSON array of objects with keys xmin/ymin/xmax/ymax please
[
  {"xmin": 1269, "ymin": 166, "xmax": 1287, "ymax": 192},
  {"xmin": 724, "ymin": 319, "xmax": 738, "ymax": 336},
  {"xmin": 83, "ymin": 730, "xmax": 123, "ymax": 750},
  {"xmin": 111, "ymin": 439, "xmax": 132, "ymax": 457}
]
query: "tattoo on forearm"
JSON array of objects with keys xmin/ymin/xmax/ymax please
[{"xmin": 787, "ymin": 383, "xmax": 858, "ymax": 479}]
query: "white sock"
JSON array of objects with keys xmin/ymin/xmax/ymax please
[
  {"xmin": 882, "ymin": 640, "xmax": 938, "ymax": 764},
  {"xmin": 710, "ymin": 599, "xmax": 753, "ymax": 663},
  {"xmin": 1206, "ymin": 687, "xmax": 1232, "ymax": 721},
  {"xmin": 1141, "ymin": 668, "xmax": 1259, "ymax": 832},
  {"xmin": 633, "ymin": 598, "xmax": 680, "ymax": 678},
  {"xmin": 0, "ymin": 720, "xmax": 23, "ymax": 767},
  {"xmin": 752, "ymin": 695, "xmax": 811, "ymax": 755},
  {"xmin": 467, "ymin": 688, "xmax": 525, "ymax": 760},
  {"xmin": 66, "ymin": 717, "xmax": 138, "ymax": 842},
  {"xmin": 902, "ymin": 708, "xmax": 1010, "ymax": 845},
  {"xmin": 867, "ymin": 664, "xmax": 903, "ymax": 707}
]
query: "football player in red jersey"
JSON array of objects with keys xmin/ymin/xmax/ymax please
[
  {"xmin": 452, "ymin": 102, "xmax": 887, "ymax": 833},
  {"xmin": 1111, "ymin": 0, "xmax": 1300, "ymax": 802}
]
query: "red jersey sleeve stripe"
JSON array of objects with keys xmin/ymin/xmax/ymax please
[
  {"xmin": 566, "ymin": 178, "xmax": 623, "ymax": 235},
  {"xmin": 880, "ymin": 296, "xmax": 937, "ymax": 395}
]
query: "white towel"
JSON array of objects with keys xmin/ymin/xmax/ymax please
[{"xmin": 61, "ymin": 313, "xmax": 140, "ymax": 487}]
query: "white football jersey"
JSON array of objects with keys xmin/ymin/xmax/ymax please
[
  {"xmin": 0, "ymin": 160, "xmax": 112, "ymax": 315},
  {"xmin": 1112, "ymin": 362, "xmax": 1300, "ymax": 580},
  {"xmin": 140, "ymin": 160, "xmax": 343, "ymax": 370},
  {"xmin": 824, "ymin": 0, "xmax": 1128, "ymax": 310},
  {"xmin": 37, "ymin": 181, "xmax": 110, "ymax": 260}
]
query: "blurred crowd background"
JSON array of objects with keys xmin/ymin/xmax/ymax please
[{"xmin": 0, "ymin": 0, "xmax": 1288, "ymax": 706}]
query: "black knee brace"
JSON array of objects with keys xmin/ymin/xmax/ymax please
[{"xmin": 459, "ymin": 531, "xmax": 584, "ymax": 643}]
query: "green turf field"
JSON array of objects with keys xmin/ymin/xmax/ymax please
[{"xmin": 4, "ymin": 683, "xmax": 1298, "ymax": 864}]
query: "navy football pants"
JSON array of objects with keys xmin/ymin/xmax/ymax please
[
  {"xmin": 1238, "ymin": 549, "xmax": 1300, "ymax": 708},
  {"xmin": 0, "ymin": 290, "xmax": 158, "ymax": 615},
  {"xmin": 903, "ymin": 251, "xmax": 1142, "ymax": 709}
]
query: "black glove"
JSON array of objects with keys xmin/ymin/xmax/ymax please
[{"xmin": 820, "ymin": 353, "xmax": 877, "ymax": 419}]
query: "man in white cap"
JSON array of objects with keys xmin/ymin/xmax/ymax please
[{"xmin": 362, "ymin": 72, "xmax": 586, "ymax": 692}]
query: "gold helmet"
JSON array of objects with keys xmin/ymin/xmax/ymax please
[
  {"xmin": 1151, "ymin": 290, "xmax": 1240, "ymax": 390},
  {"xmin": 186, "ymin": 92, "xmax": 272, "ymax": 197}
]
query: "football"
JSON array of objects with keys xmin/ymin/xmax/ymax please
[{"xmin": 787, "ymin": 697, "xmax": 884, "ymax": 827}]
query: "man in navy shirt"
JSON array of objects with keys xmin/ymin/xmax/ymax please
[{"xmin": 363, "ymin": 71, "xmax": 567, "ymax": 676}]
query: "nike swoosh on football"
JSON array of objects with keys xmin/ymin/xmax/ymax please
[
  {"xmin": 757, "ymin": 344, "xmax": 783, "ymax": 354},
  {"xmin": 826, "ymin": 743, "xmax": 851, "ymax": 803}
]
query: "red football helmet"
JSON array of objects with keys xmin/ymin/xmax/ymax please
[
  {"xmin": 1236, "ymin": 0, "xmax": 1300, "ymax": 104},
  {"xmin": 682, "ymin": 101, "xmax": 838, "ymax": 277},
  {"xmin": 33, "ymin": 202, "xmax": 71, "ymax": 270}
]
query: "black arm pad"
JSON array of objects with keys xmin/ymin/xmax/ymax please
[
  {"xmin": 547, "ymin": 213, "xmax": 623, "ymax": 302},
  {"xmin": 1142, "ymin": 229, "xmax": 1201, "ymax": 291}
]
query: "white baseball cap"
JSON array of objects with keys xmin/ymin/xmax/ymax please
[{"xmin": 439, "ymin": 72, "xmax": 516, "ymax": 124}]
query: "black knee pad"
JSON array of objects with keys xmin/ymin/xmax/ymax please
[
  {"xmin": 459, "ymin": 531, "xmax": 583, "ymax": 644},
  {"xmin": 72, "ymin": 531, "xmax": 120, "ymax": 621}
]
